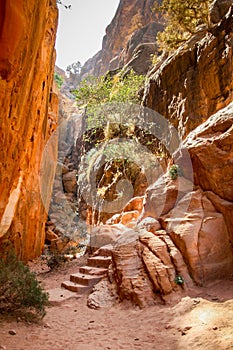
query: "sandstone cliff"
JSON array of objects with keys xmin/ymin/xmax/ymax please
[
  {"xmin": 85, "ymin": 4, "xmax": 233, "ymax": 307},
  {"xmin": 0, "ymin": 0, "xmax": 58, "ymax": 261},
  {"xmin": 80, "ymin": 0, "xmax": 164, "ymax": 78},
  {"xmin": 143, "ymin": 6, "xmax": 233, "ymax": 138}
]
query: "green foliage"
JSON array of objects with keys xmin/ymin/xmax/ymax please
[
  {"xmin": 74, "ymin": 70, "xmax": 145, "ymax": 108},
  {"xmin": 74, "ymin": 70, "xmax": 146, "ymax": 133},
  {"xmin": 66, "ymin": 61, "xmax": 82, "ymax": 75},
  {"xmin": 46, "ymin": 252, "xmax": 66, "ymax": 270},
  {"xmin": 169, "ymin": 164, "xmax": 182, "ymax": 180},
  {"xmin": 174, "ymin": 275, "xmax": 184, "ymax": 285},
  {"xmin": 54, "ymin": 72, "xmax": 64, "ymax": 89},
  {"xmin": 157, "ymin": 0, "xmax": 211, "ymax": 51},
  {"xmin": 0, "ymin": 252, "xmax": 49, "ymax": 320}
]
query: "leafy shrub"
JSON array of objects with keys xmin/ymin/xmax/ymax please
[
  {"xmin": 156, "ymin": 0, "xmax": 211, "ymax": 52},
  {"xmin": 169, "ymin": 164, "xmax": 182, "ymax": 180},
  {"xmin": 174, "ymin": 275, "xmax": 184, "ymax": 285},
  {"xmin": 0, "ymin": 252, "xmax": 48, "ymax": 320},
  {"xmin": 46, "ymin": 251, "xmax": 66, "ymax": 269},
  {"xmin": 54, "ymin": 72, "xmax": 64, "ymax": 89}
]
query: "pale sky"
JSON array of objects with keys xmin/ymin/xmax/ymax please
[{"xmin": 55, "ymin": 0, "xmax": 120, "ymax": 70}]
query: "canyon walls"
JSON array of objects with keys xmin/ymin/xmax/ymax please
[
  {"xmin": 143, "ymin": 7, "xmax": 233, "ymax": 138},
  {"xmin": 86, "ymin": 4, "xmax": 233, "ymax": 306},
  {"xmin": 80, "ymin": 0, "xmax": 164, "ymax": 78},
  {"xmin": 0, "ymin": 0, "xmax": 58, "ymax": 261}
]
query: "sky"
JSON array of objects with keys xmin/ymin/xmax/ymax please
[{"xmin": 55, "ymin": 0, "xmax": 120, "ymax": 70}]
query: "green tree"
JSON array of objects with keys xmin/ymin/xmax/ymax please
[
  {"xmin": 66, "ymin": 61, "xmax": 82, "ymax": 75},
  {"xmin": 73, "ymin": 70, "xmax": 145, "ymax": 136},
  {"xmin": 157, "ymin": 0, "xmax": 211, "ymax": 51},
  {"xmin": 74, "ymin": 70, "xmax": 145, "ymax": 109}
]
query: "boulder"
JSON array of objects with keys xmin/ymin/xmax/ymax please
[
  {"xmin": 112, "ymin": 230, "xmax": 156, "ymax": 307},
  {"xmin": 120, "ymin": 210, "xmax": 140, "ymax": 226},
  {"xmin": 88, "ymin": 224, "xmax": 127, "ymax": 252},
  {"xmin": 112, "ymin": 228, "xmax": 190, "ymax": 306},
  {"xmin": 123, "ymin": 196, "xmax": 144, "ymax": 212},
  {"xmin": 62, "ymin": 170, "xmax": 77, "ymax": 194},
  {"xmin": 181, "ymin": 102, "xmax": 233, "ymax": 202},
  {"xmin": 141, "ymin": 174, "xmax": 193, "ymax": 220},
  {"xmin": 162, "ymin": 189, "xmax": 233, "ymax": 285},
  {"xmin": 137, "ymin": 217, "xmax": 161, "ymax": 233},
  {"xmin": 45, "ymin": 229, "xmax": 58, "ymax": 242}
]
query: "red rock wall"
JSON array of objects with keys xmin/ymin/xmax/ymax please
[
  {"xmin": 80, "ymin": 0, "xmax": 164, "ymax": 78},
  {"xmin": 0, "ymin": 0, "xmax": 58, "ymax": 261},
  {"xmin": 143, "ymin": 8, "xmax": 233, "ymax": 138}
]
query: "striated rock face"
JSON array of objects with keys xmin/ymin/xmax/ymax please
[
  {"xmin": 163, "ymin": 189, "xmax": 233, "ymax": 285},
  {"xmin": 110, "ymin": 102, "xmax": 233, "ymax": 306},
  {"xmin": 175, "ymin": 102, "xmax": 233, "ymax": 246},
  {"xmin": 183, "ymin": 102, "xmax": 233, "ymax": 202},
  {"xmin": 143, "ymin": 6, "xmax": 233, "ymax": 137},
  {"xmin": 80, "ymin": 0, "xmax": 164, "ymax": 78},
  {"xmin": 0, "ymin": 0, "xmax": 58, "ymax": 261},
  {"xmin": 112, "ymin": 228, "xmax": 193, "ymax": 307}
]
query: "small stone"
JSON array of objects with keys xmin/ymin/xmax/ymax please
[
  {"xmin": 43, "ymin": 323, "xmax": 51, "ymax": 329},
  {"xmin": 165, "ymin": 325, "xmax": 173, "ymax": 330},
  {"xmin": 9, "ymin": 330, "xmax": 16, "ymax": 335},
  {"xmin": 0, "ymin": 345, "xmax": 6, "ymax": 350},
  {"xmin": 213, "ymin": 326, "xmax": 218, "ymax": 330}
]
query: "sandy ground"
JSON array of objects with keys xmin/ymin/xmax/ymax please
[{"xmin": 0, "ymin": 258, "xmax": 233, "ymax": 350}]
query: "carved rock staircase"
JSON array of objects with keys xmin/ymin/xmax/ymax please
[{"xmin": 61, "ymin": 245, "xmax": 112, "ymax": 294}]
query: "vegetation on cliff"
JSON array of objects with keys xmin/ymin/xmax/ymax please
[
  {"xmin": 156, "ymin": 0, "xmax": 210, "ymax": 51},
  {"xmin": 74, "ymin": 69, "xmax": 145, "ymax": 130}
]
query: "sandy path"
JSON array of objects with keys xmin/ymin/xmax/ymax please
[
  {"xmin": 0, "ymin": 297, "xmax": 176, "ymax": 350},
  {"xmin": 0, "ymin": 259, "xmax": 233, "ymax": 350}
]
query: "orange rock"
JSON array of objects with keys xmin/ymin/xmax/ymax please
[
  {"xmin": 46, "ymin": 229, "xmax": 58, "ymax": 242},
  {"xmin": 112, "ymin": 230, "xmax": 156, "ymax": 307},
  {"xmin": 120, "ymin": 210, "xmax": 140, "ymax": 225},
  {"xmin": 163, "ymin": 189, "xmax": 233, "ymax": 285},
  {"xmin": 0, "ymin": 0, "xmax": 58, "ymax": 261},
  {"xmin": 141, "ymin": 174, "xmax": 193, "ymax": 220},
  {"xmin": 106, "ymin": 214, "xmax": 122, "ymax": 225},
  {"xmin": 144, "ymin": 7, "xmax": 233, "ymax": 137},
  {"xmin": 123, "ymin": 196, "xmax": 144, "ymax": 213}
]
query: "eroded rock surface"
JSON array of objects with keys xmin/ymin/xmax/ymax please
[
  {"xmin": 143, "ymin": 6, "xmax": 233, "ymax": 137},
  {"xmin": 80, "ymin": 0, "xmax": 164, "ymax": 78},
  {"xmin": 0, "ymin": 0, "xmax": 58, "ymax": 260}
]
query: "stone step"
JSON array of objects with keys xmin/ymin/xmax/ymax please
[
  {"xmin": 79, "ymin": 266, "xmax": 108, "ymax": 276},
  {"xmin": 87, "ymin": 256, "xmax": 111, "ymax": 269},
  {"xmin": 61, "ymin": 281, "xmax": 91, "ymax": 293},
  {"xmin": 70, "ymin": 272, "xmax": 102, "ymax": 286}
]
